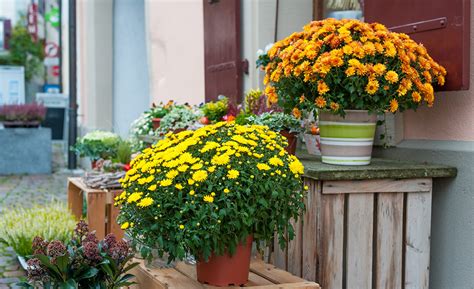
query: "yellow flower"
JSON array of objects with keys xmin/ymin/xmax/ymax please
[
  {"xmin": 127, "ymin": 192, "xmax": 142, "ymax": 203},
  {"xmin": 208, "ymin": 166, "xmax": 216, "ymax": 173},
  {"xmin": 189, "ymin": 190, "xmax": 195, "ymax": 196},
  {"xmin": 389, "ymin": 99, "xmax": 399, "ymax": 113},
  {"xmin": 192, "ymin": 170, "xmax": 208, "ymax": 182},
  {"xmin": 166, "ymin": 170, "xmax": 179, "ymax": 179},
  {"xmin": 148, "ymin": 184, "xmax": 157, "ymax": 191},
  {"xmin": 177, "ymin": 165, "xmax": 189, "ymax": 172},
  {"xmin": 257, "ymin": 163, "xmax": 271, "ymax": 171},
  {"xmin": 188, "ymin": 179, "xmax": 195, "ymax": 185},
  {"xmin": 224, "ymin": 188, "xmax": 230, "ymax": 193},
  {"xmin": 269, "ymin": 157, "xmax": 284, "ymax": 166},
  {"xmin": 137, "ymin": 197, "xmax": 154, "ymax": 208},
  {"xmin": 289, "ymin": 160, "xmax": 304, "ymax": 175},
  {"xmin": 191, "ymin": 163, "xmax": 203, "ymax": 170},
  {"xmin": 160, "ymin": 179, "xmax": 173, "ymax": 187},
  {"xmin": 227, "ymin": 169, "xmax": 240, "ymax": 179},
  {"xmin": 121, "ymin": 222, "xmax": 129, "ymax": 229},
  {"xmin": 365, "ymin": 79, "xmax": 379, "ymax": 95},
  {"xmin": 315, "ymin": 96, "xmax": 327, "ymax": 108},
  {"xmin": 212, "ymin": 154, "xmax": 230, "ymax": 165},
  {"xmin": 203, "ymin": 195, "xmax": 214, "ymax": 203},
  {"xmin": 373, "ymin": 63, "xmax": 386, "ymax": 76},
  {"xmin": 175, "ymin": 183, "xmax": 183, "ymax": 190},
  {"xmin": 179, "ymin": 224, "xmax": 185, "ymax": 230},
  {"xmin": 385, "ymin": 71, "xmax": 399, "ymax": 83}
]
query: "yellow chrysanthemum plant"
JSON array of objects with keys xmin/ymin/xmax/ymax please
[
  {"xmin": 262, "ymin": 18, "xmax": 446, "ymax": 116},
  {"xmin": 116, "ymin": 122, "xmax": 306, "ymax": 263}
]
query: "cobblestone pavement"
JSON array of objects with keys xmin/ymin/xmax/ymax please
[{"xmin": 0, "ymin": 144, "xmax": 80, "ymax": 288}]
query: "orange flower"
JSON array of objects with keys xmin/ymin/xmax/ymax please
[
  {"xmin": 389, "ymin": 99, "xmax": 399, "ymax": 112},
  {"xmin": 317, "ymin": 81, "xmax": 330, "ymax": 95},
  {"xmin": 330, "ymin": 102, "xmax": 340, "ymax": 111},
  {"xmin": 315, "ymin": 96, "xmax": 327, "ymax": 108},
  {"xmin": 411, "ymin": 91, "xmax": 422, "ymax": 103},
  {"xmin": 292, "ymin": 107, "xmax": 302, "ymax": 119},
  {"xmin": 373, "ymin": 64, "xmax": 386, "ymax": 76}
]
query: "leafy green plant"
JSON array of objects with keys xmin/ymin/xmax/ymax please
[
  {"xmin": 116, "ymin": 122, "xmax": 306, "ymax": 262},
  {"xmin": 18, "ymin": 221, "xmax": 138, "ymax": 289},
  {"xmin": 246, "ymin": 112, "xmax": 303, "ymax": 133},
  {"xmin": 114, "ymin": 140, "xmax": 132, "ymax": 165},
  {"xmin": 0, "ymin": 203, "xmax": 76, "ymax": 256},
  {"xmin": 0, "ymin": 24, "xmax": 44, "ymax": 81},
  {"xmin": 157, "ymin": 105, "xmax": 201, "ymax": 133},
  {"xmin": 73, "ymin": 131, "xmax": 121, "ymax": 161},
  {"xmin": 201, "ymin": 97, "xmax": 229, "ymax": 123}
]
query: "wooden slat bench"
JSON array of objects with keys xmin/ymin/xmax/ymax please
[
  {"xmin": 130, "ymin": 258, "xmax": 320, "ymax": 289},
  {"xmin": 67, "ymin": 177, "xmax": 124, "ymax": 239}
]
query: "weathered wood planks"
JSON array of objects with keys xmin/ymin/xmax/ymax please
[{"xmin": 272, "ymin": 177, "xmax": 434, "ymax": 289}]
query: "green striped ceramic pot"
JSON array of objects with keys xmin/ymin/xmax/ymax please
[{"xmin": 319, "ymin": 110, "xmax": 377, "ymax": 165}]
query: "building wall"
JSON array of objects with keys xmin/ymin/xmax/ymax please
[
  {"xmin": 241, "ymin": 0, "xmax": 313, "ymax": 93},
  {"xmin": 378, "ymin": 2, "xmax": 474, "ymax": 288},
  {"xmin": 77, "ymin": 0, "xmax": 113, "ymax": 131},
  {"xmin": 144, "ymin": 0, "xmax": 205, "ymax": 105},
  {"xmin": 113, "ymin": 0, "xmax": 150, "ymax": 137}
]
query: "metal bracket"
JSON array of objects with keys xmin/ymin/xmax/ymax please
[
  {"xmin": 241, "ymin": 59, "xmax": 249, "ymax": 75},
  {"xmin": 389, "ymin": 17, "xmax": 447, "ymax": 34}
]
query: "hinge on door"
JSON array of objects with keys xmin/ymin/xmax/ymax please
[
  {"xmin": 241, "ymin": 59, "xmax": 249, "ymax": 75},
  {"xmin": 389, "ymin": 17, "xmax": 447, "ymax": 34}
]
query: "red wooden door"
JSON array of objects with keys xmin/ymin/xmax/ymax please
[
  {"xmin": 365, "ymin": 0, "xmax": 470, "ymax": 90},
  {"xmin": 203, "ymin": 0, "xmax": 242, "ymax": 103}
]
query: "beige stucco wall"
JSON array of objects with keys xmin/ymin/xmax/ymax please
[
  {"xmin": 77, "ymin": 0, "xmax": 113, "ymax": 131},
  {"xmin": 145, "ymin": 0, "xmax": 205, "ymax": 106},
  {"xmin": 404, "ymin": 0, "xmax": 474, "ymax": 141}
]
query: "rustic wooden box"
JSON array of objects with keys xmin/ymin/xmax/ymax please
[
  {"xmin": 130, "ymin": 258, "xmax": 320, "ymax": 289},
  {"xmin": 273, "ymin": 152, "xmax": 456, "ymax": 289},
  {"xmin": 67, "ymin": 177, "xmax": 124, "ymax": 239}
]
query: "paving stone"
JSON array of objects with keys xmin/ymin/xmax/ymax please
[
  {"xmin": 3, "ymin": 271, "xmax": 24, "ymax": 278},
  {"xmin": 4, "ymin": 264, "xmax": 19, "ymax": 271},
  {"xmin": 0, "ymin": 277, "xmax": 20, "ymax": 284}
]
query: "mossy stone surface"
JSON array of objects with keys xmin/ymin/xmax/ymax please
[{"xmin": 298, "ymin": 150, "xmax": 457, "ymax": 181}]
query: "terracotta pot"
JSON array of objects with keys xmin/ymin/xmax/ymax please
[
  {"xmin": 152, "ymin": 118, "xmax": 161, "ymax": 130},
  {"xmin": 280, "ymin": 130, "xmax": 298, "ymax": 155},
  {"xmin": 196, "ymin": 236, "xmax": 253, "ymax": 286},
  {"xmin": 91, "ymin": 160, "xmax": 99, "ymax": 170}
]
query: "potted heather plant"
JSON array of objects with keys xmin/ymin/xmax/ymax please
[
  {"xmin": 18, "ymin": 221, "xmax": 138, "ymax": 288},
  {"xmin": 116, "ymin": 122, "xmax": 306, "ymax": 286},
  {"xmin": 0, "ymin": 103, "xmax": 46, "ymax": 128},
  {"xmin": 262, "ymin": 19, "xmax": 446, "ymax": 165}
]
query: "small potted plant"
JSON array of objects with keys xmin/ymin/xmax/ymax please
[
  {"xmin": 156, "ymin": 105, "xmax": 200, "ymax": 135},
  {"xmin": 116, "ymin": 122, "xmax": 306, "ymax": 286},
  {"xmin": 303, "ymin": 122, "xmax": 321, "ymax": 155},
  {"xmin": 246, "ymin": 112, "xmax": 303, "ymax": 155},
  {"xmin": 18, "ymin": 221, "xmax": 138, "ymax": 288},
  {"xmin": 151, "ymin": 100, "xmax": 174, "ymax": 130},
  {"xmin": 72, "ymin": 130, "xmax": 121, "ymax": 169},
  {"xmin": 0, "ymin": 103, "xmax": 46, "ymax": 128},
  {"xmin": 262, "ymin": 19, "xmax": 446, "ymax": 165},
  {"xmin": 200, "ymin": 97, "xmax": 229, "ymax": 124}
]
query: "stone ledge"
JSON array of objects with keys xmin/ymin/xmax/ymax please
[{"xmin": 298, "ymin": 150, "xmax": 457, "ymax": 181}]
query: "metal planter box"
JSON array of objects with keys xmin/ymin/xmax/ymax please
[{"xmin": 0, "ymin": 127, "xmax": 52, "ymax": 174}]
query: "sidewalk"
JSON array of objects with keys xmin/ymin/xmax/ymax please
[{"xmin": 0, "ymin": 144, "xmax": 78, "ymax": 288}]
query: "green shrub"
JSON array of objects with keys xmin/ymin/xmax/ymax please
[{"xmin": 0, "ymin": 203, "xmax": 77, "ymax": 256}]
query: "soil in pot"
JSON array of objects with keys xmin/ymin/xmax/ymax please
[
  {"xmin": 152, "ymin": 118, "xmax": 161, "ymax": 130},
  {"xmin": 196, "ymin": 236, "xmax": 253, "ymax": 286},
  {"xmin": 280, "ymin": 130, "xmax": 298, "ymax": 155}
]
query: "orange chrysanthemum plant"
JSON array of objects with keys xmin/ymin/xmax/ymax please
[{"xmin": 262, "ymin": 18, "xmax": 447, "ymax": 116}]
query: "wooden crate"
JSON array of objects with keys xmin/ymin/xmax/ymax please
[
  {"xmin": 274, "ymin": 177, "xmax": 434, "ymax": 289},
  {"xmin": 130, "ymin": 258, "xmax": 320, "ymax": 289},
  {"xmin": 67, "ymin": 177, "xmax": 124, "ymax": 239}
]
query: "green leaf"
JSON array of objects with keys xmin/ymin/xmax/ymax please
[
  {"xmin": 77, "ymin": 267, "xmax": 99, "ymax": 280},
  {"xmin": 15, "ymin": 282, "xmax": 33, "ymax": 288},
  {"xmin": 36, "ymin": 254, "xmax": 62, "ymax": 279},
  {"xmin": 59, "ymin": 279, "xmax": 78, "ymax": 289},
  {"xmin": 55, "ymin": 255, "xmax": 70, "ymax": 273}
]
